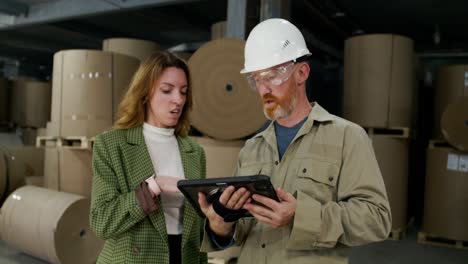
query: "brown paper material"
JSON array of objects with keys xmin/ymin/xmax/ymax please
[
  {"xmin": 188, "ymin": 38, "xmax": 266, "ymax": 140},
  {"xmin": 0, "ymin": 146, "xmax": 44, "ymax": 201},
  {"xmin": 25, "ymin": 176, "xmax": 43, "ymax": 187},
  {"xmin": 423, "ymin": 145, "xmax": 468, "ymax": 241},
  {"xmin": 103, "ymin": 38, "xmax": 160, "ymax": 62},
  {"xmin": 434, "ymin": 65, "xmax": 468, "ymax": 139},
  {"xmin": 191, "ymin": 137, "xmax": 244, "ymax": 178},
  {"xmin": 211, "ymin": 21, "xmax": 226, "ymax": 40},
  {"xmin": 441, "ymin": 96, "xmax": 468, "ymax": 151},
  {"xmin": 45, "ymin": 148, "xmax": 93, "ymax": 197},
  {"xmin": 51, "ymin": 50, "xmax": 139, "ymax": 138},
  {"xmin": 371, "ymin": 136, "xmax": 409, "ymax": 229},
  {"xmin": 0, "ymin": 186, "xmax": 103, "ymax": 264},
  {"xmin": 343, "ymin": 34, "xmax": 415, "ymax": 128},
  {"xmin": 0, "ymin": 77, "xmax": 9, "ymax": 123},
  {"xmin": 10, "ymin": 80, "xmax": 51, "ymax": 128}
]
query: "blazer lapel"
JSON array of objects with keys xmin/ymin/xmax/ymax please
[
  {"xmin": 178, "ymin": 137, "xmax": 199, "ymax": 248},
  {"xmin": 125, "ymin": 126, "xmax": 168, "ymax": 244}
]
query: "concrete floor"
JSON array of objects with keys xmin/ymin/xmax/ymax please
[{"xmin": 1, "ymin": 226, "xmax": 468, "ymax": 264}]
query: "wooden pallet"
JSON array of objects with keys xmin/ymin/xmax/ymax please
[
  {"xmin": 36, "ymin": 136, "xmax": 95, "ymax": 149},
  {"xmin": 417, "ymin": 232, "xmax": 468, "ymax": 249},
  {"xmin": 365, "ymin": 127, "xmax": 411, "ymax": 138},
  {"xmin": 388, "ymin": 228, "xmax": 406, "ymax": 240},
  {"xmin": 428, "ymin": 140, "xmax": 451, "ymax": 148}
]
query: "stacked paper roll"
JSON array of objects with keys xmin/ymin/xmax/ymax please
[
  {"xmin": 371, "ymin": 136, "xmax": 409, "ymax": 230},
  {"xmin": 10, "ymin": 80, "xmax": 51, "ymax": 128},
  {"xmin": 44, "ymin": 148, "xmax": 93, "ymax": 197},
  {"xmin": 50, "ymin": 49, "xmax": 139, "ymax": 138},
  {"xmin": 0, "ymin": 186, "xmax": 103, "ymax": 264},
  {"xmin": 0, "ymin": 146, "xmax": 44, "ymax": 201},
  {"xmin": 343, "ymin": 34, "xmax": 415, "ymax": 128},
  {"xmin": 191, "ymin": 137, "xmax": 244, "ymax": 178},
  {"xmin": 0, "ymin": 77, "xmax": 9, "ymax": 123},
  {"xmin": 188, "ymin": 38, "xmax": 266, "ymax": 140},
  {"xmin": 423, "ymin": 145, "xmax": 468, "ymax": 241},
  {"xmin": 211, "ymin": 21, "xmax": 226, "ymax": 40},
  {"xmin": 103, "ymin": 38, "xmax": 160, "ymax": 62}
]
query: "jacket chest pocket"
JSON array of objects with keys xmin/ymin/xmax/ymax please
[
  {"xmin": 294, "ymin": 158, "xmax": 339, "ymax": 204},
  {"xmin": 238, "ymin": 162, "xmax": 273, "ymax": 177}
]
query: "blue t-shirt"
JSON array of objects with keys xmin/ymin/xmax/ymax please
[{"xmin": 274, "ymin": 117, "xmax": 308, "ymax": 160}]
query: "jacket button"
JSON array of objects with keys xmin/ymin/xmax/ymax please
[
  {"xmin": 132, "ymin": 246, "xmax": 140, "ymax": 255},
  {"xmin": 275, "ymin": 161, "xmax": 279, "ymax": 165},
  {"xmin": 261, "ymin": 243, "xmax": 266, "ymax": 248},
  {"xmin": 302, "ymin": 168, "xmax": 307, "ymax": 173},
  {"xmin": 328, "ymin": 176, "xmax": 334, "ymax": 182}
]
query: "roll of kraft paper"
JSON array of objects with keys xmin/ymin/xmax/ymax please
[
  {"xmin": 188, "ymin": 38, "xmax": 266, "ymax": 140},
  {"xmin": 0, "ymin": 186, "xmax": 103, "ymax": 264},
  {"xmin": 441, "ymin": 96, "xmax": 468, "ymax": 152}
]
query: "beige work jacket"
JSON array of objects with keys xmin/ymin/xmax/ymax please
[{"xmin": 202, "ymin": 103, "xmax": 391, "ymax": 264}]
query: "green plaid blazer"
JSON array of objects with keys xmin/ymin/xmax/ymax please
[{"xmin": 90, "ymin": 126, "xmax": 208, "ymax": 264}]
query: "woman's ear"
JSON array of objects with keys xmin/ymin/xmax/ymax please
[{"xmin": 295, "ymin": 63, "xmax": 310, "ymax": 86}]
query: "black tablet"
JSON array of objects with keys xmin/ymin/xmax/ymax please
[{"xmin": 177, "ymin": 175, "xmax": 279, "ymax": 218}]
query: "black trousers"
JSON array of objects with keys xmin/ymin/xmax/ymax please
[{"xmin": 168, "ymin": 234, "xmax": 182, "ymax": 264}]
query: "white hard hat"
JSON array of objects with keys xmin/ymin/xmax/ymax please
[{"xmin": 240, "ymin": 18, "xmax": 311, "ymax": 74}]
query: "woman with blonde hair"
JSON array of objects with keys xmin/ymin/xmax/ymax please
[{"xmin": 90, "ymin": 51, "xmax": 207, "ymax": 264}]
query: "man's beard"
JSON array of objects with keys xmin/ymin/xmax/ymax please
[{"xmin": 262, "ymin": 89, "xmax": 297, "ymax": 120}]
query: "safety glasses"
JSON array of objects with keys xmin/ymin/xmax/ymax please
[{"xmin": 246, "ymin": 62, "xmax": 296, "ymax": 91}]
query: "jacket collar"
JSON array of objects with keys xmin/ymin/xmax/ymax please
[{"xmin": 254, "ymin": 102, "xmax": 334, "ymax": 140}]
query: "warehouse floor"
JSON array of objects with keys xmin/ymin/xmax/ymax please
[{"xmin": 1, "ymin": 226, "xmax": 467, "ymax": 263}]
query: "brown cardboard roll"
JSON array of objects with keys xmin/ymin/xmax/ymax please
[
  {"xmin": 0, "ymin": 146, "xmax": 44, "ymax": 201},
  {"xmin": 423, "ymin": 144, "xmax": 468, "ymax": 241},
  {"xmin": 45, "ymin": 148, "xmax": 93, "ymax": 197},
  {"xmin": 433, "ymin": 65, "xmax": 468, "ymax": 139},
  {"xmin": 191, "ymin": 136, "xmax": 244, "ymax": 178},
  {"xmin": 103, "ymin": 38, "xmax": 160, "ymax": 62},
  {"xmin": 0, "ymin": 186, "xmax": 103, "ymax": 264},
  {"xmin": 10, "ymin": 80, "xmax": 51, "ymax": 128},
  {"xmin": 441, "ymin": 96, "xmax": 468, "ymax": 151},
  {"xmin": 0, "ymin": 150, "xmax": 7, "ymax": 200},
  {"xmin": 0, "ymin": 77, "xmax": 9, "ymax": 123},
  {"xmin": 173, "ymin": 51, "xmax": 192, "ymax": 62},
  {"xmin": 371, "ymin": 136, "xmax": 409, "ymax": 230},
  {"xmin": 51, "ymin": 50, "xmax": 139, "ymax": 137},
  {"xmin": 188, "ymin": 38, "xmax": 266, "ymax": 140},
  {"xmin": 25, "ymin": 176, "xmax": 43, "ymax": 187},
  {"xmin": 211, "ymin": 21, "xmax": 226, "ymax": 40},
  {"xmin": 343, "ymin": 34, "xmax": 415, "ymax": 128}
]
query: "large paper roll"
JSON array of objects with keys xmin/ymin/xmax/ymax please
[
  {"xmin": 0, "ymin": 77, "xmax": 9, "ymax": 123},
  {"xmin": 423, "ymin": 144, "xmax": 468, "ymax": 241},
  {"xmin": 0, "ymin": 186, "xmax": 103, "ymax": 264},
  {"xmin": 45, "ymin": 148, "xmax": 93, "ymax": 197},
  {"xmin": 434, "ymin": 65, "xmax": 468, "ymax": 139},
  {"xmin": 211, "ymin": 21, "xmax": 226, "ymax": 40},
  {"xmin": 188, "ymin": 38, "xmax": 266, "ymax": 140},
  {"xmin": 51, "ymin": 50, "xmax": 139, "ymax": 137},
  {"xmin": 371, "ymin": 136, "xmax": 409, "ymax": 230},
  {"xmin": 0, "ymin": 146, "xmax": 44, "ymax": 201},
  {"xmin": 343, "ymin": 34, "xmax": 415, "ymax": 128},
  {"xmin": 441, "ymin": 96, "xmax": 468, "ymax": 151},
  {"xmin": 191, "ymin": 137, "xmax": 244, "ymax": 178},
  {"xmin": 10, "ymin": 80, "xmax": 51, "ymax": 128},
  {"xmin": 103, "ymin": 38, "xmax": 160, "ymax": 62}
]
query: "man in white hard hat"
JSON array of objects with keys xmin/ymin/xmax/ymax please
[{"xmin": 198, "ymin": 18, "xmax": 391, "ymax": 263}]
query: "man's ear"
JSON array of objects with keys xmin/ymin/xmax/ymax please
[{"xmin": 295, "ymin": 63, "xmax": 310, "ymax": 86}]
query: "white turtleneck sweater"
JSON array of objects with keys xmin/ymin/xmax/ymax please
[{"xmin": 143, "ymin": 123, "xmax": 185, "ymax": 235}]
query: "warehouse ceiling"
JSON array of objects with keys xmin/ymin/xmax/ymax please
[{"xmin": 1, "ymin": 0, "xmax": 468, "ymax": 76}]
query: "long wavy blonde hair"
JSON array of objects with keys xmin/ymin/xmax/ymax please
[{"xmin": 114, "ymin": 51, "xmax": 192, "ymax": 136}]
